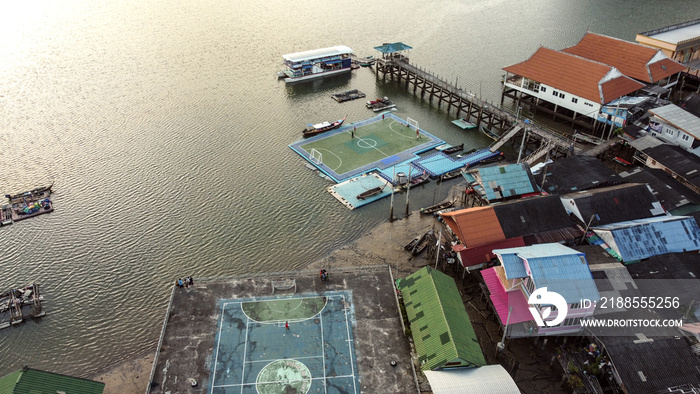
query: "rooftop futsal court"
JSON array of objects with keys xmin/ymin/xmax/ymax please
[
  {"xmin": 209, "ymin": 290, "xmax": 359, "ymax": 393},
  {"xmin": 289, "ymin": 112, "xmax": 443, "ymax": 183}
]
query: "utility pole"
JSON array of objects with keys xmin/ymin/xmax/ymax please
[{"xmin": 389, "ymin": 166, "xmax": 396, "ymax": 221}]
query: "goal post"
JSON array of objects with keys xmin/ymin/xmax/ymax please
[
  {"xmin": 309, "ymin": 149, "xmax": 322, "ymax": 165},
  {"xmin": 407, "ymin": 117, "xmax": 419, "ymax": 131},
  {"xmin": 271, "ymin": 279, "xmax": 297, "ymax": 294}
]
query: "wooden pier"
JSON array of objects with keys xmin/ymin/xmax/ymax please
[{"xmin": 375, "ymin": 55, "xmax": 587, "ymax": 163}]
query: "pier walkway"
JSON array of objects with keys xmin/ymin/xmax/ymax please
[{"xmin": 375, "ymin": 55, "xmax": 590, "ymax": 161}]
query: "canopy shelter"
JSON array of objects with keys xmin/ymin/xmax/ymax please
[{"xmin": 373, "ymin": 42, "xmax": 412, "ymax": 59}]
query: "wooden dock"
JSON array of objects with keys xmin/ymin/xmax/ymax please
[
  {"xmin": 374, "ymin": 55, "xmax": 591, "ymax": 163},
  {"xmin": 4, "ymin": 183, "xmax": 54, "ymax": 224}
]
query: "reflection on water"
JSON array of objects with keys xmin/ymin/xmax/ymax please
[{"xmin": 0, "ymin": 0, "xmax": 696, "ymax": 378}]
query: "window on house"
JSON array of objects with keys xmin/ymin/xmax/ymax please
[
  {"xmin": 682, "ymin": 134, "xmax": 690, "ymax": 141},
  {"xmin": 541, "ymin": 86, "xmax": 547, "ymax": 92},
  {"xmin": 553, "ymin": 90, "xmax": 558, "ymax": 96},
  {"xmin": 559, "ymin": 93, "xmax": 565, "ymax": 98},
  {"xmin": 572, "ymin": 97, "xmax": 578, "ymax": 104}
]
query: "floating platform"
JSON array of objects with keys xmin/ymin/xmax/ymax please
[
  {"xmin": 0, "ymin": 284, "xmax": 45, "ymax": 330},
  {"xmin": 366, "ymin": 98, "xmax": 396, "ymax": 112},
  {"xmin": 451, "ymin": 118, "xmax": 477, "ymax": 129},
  {"xmin": 327, "ymin": 173, "xmax": 393, "ymax": 209},
  {"xmin": 4, "ymin": 184, "xmax": 54, "ymax": 224},
  {"xmin": 332, "ymin": 89, "xmax": 366, "ymax": 103}
]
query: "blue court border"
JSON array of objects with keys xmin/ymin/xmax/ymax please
[{"xmin": 208, "ymin": 291, "xmax": 359, "ymax": 394}]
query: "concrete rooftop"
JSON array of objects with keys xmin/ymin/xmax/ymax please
[{"xmin": 147, "ymin": 265, "xmax": 416, "ymax": 393}]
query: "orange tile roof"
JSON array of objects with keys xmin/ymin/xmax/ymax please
[
  {"xmin": 440, "ymin": 206, "xmax": 505, "ymax": 247},
  {"xmin": 503, "ymin": 47, "xmax": 644, "ymax": 104},
  {"xmin": 563, "ymin": 32, "xmax": 685, "ymax": 83},
  {"xmin": 649, "ymin": 58, "xmax": 686, "ymax": 81}
]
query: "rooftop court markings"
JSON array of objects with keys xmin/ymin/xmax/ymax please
[{"xmin": 209, "ymin": 292, "xmax": 358, "ymax": 394}]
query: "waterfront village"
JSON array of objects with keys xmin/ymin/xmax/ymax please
[{"xmin": 4, "ymin": 19, "xmax": 700, "ymax": 394}]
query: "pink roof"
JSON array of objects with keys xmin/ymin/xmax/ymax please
[{"xmin": 481, "ymin": 267, "xmax": 534, "ymax": 325}]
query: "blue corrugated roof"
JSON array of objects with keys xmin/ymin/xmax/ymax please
[
  {"xmin": 493, "ymin": 243, "xmax": 600, "ymax": 303},
  {"xmin": 593, "ymin": 216, "xmax": 700, "ymax": 261},
  {"xmin": 374, "ymin": 42, "xmax": 413, "ymax": 53},
  {"xmin": 500, "ymin": 254, "xmax": 529, "ymax": 279},
  {"xmin": 478, "ymin": 164, "xmax": 536, "ymax": 201}
]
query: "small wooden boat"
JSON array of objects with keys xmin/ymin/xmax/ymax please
[
  {"xmin": 357, "ymin": 186, "xmax": 383, "ymax": 200},
  {"xmin": 420, "ymin": 200, "xmax": 454, "ymax": 215},
  {"xmin": 442, "ymin": 144, "xmax": 464, "ymax": 155},
  {"xmin": 411, "ymin": 231, "xmax": 434, "ymax": 256},
  {"xmin": 332, "ymin": 89, "xmax": 366, "ymax": 103},
  {"xmin": 404, "ymin": 237, "xmax": 420, "ymax": 251},
  {"xmin": 366, "ymin": 97, "xmax": 396, "ymax": 112},
  {"xmin": 358, "ymin": 56, "xmax": 375, "ymax": 67},
  {"xmin": 613, "ymin": 157, "xmax": 631, "ymax": 166},
  {"xmin": 437, "ymin": 168, "xmax": 466, "ymax": 182},
  {"xmin": 480, "ymin": 125, "xmax": 499, "ymax": 141},
  {"xmin": 404, "ymin": 173, "xmax": 430, "ymax": 189},
  {"xmin": 303, "ymin": 116, "xmax": 346, "ymax": 138},
  {"xmin": 5, "ymin": 182, "xmax": 53, "ymax": 201},
  {"xmin": 478, "ymin": 152, "xmax": 505, "ymax": 165}
]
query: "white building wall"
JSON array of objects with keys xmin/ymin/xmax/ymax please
[{"xmin": 505, "ymin": 80, "xmax": 601, "ymax": 119}]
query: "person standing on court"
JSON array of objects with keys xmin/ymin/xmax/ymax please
[{"xmin": 285, "ymin": 321, "xmax": 289, "ymax": 330}]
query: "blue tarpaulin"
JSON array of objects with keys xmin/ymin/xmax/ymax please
[{"xmin": 373, "ymin": 42, "xmax": 413, "ymax": 54}]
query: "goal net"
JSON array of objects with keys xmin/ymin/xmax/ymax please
[
  {"xmin": 407, "ymin": 117, "xmax": 419, "ymax": 131},
  {"xmin": 310, "ymin": 149, "xmax": 323, "ymax": 165},
  {"xmin": 271, "ymin": 279, "xmax": 297, "ymax": 294}
]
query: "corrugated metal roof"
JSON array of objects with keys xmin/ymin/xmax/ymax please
[
  {"xmin": 424, "ymin": 365, "xmax": 520, "ymax": 394},
  {"xmin": 535, "ymin": 155, "xmax": 622, "ymax": 194},
  {"xmin": 618, "ymin": 167, "xmax": 700, "ymax": 211},
  {"xmin": 563, "ymin": 33, "xmax": 685, "ymax": 83},
  {"xmin": 503, "ymin": 47, "xmax": 645, "ymax": 104},
  {"xmin": 500, "ymin": 253, "xmax": 528, "ymax": 278},
  {"xmin": 493, "ymin": 244, "xmax": 600, "ymax": 303},
  {"xmin": 282, "ymin": 45, "xmax": 353, "ymax": 63},
  {"xmin": 440, "ymin": 207, "xmax": 505, "ymax": 247},
  {"xmin": 643, "ymin": 144, "xmax": 700, "ymax": 188},
  {"xmin": 602, "ymin": 336, "xmax": 700, "ymax": 393},
  {"xmin": 562, "ymin": 183, "xmax": 665, "ymax": 226},
  {"xmin": 649, "ymin": 104, "xmax": 700, "ymax": 139},
  {"xmin": 397, "ymin": 267, "xmax": 485, "ymax": 371},
  {"xmin": 477, "ymin": 163, "xmax": 537, "ymax": 201},
  {"xmin": 0, "ymin": 367, "xmax": 105, "ymax": 394},
  {"xmin": 592, "ymin": 216, "xmax": 700, "ymax": 261},
  {"xmin": 492, "ymin": 195, "xmax": 577, "ymax": 238}
]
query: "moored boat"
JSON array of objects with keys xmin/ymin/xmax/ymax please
[
  {"xmin": 404, "ymin": 173, "xmax": 430, "ymax": 189},
  {"xmin": 279, "ymin": 46, "xmax": 354, "ymax": 84},
  {"xmin": 357, "ymin": 186, "xmax": 383, "ymax": 200},
  {"xmin": 366, "ymin": 97, "xmax": 396, "ymax": 112},
  {"xmin": 332, "ymin": 89, "xmax": 366, "ymax": 103},
  {"xmin": 437, "ymin": 168, "xmax": 466, "ymax": 182},
  {"xmin": 302, "ymin": 116, "xmax": 347, "ymax": 138},
  {"xmin": 442, "ymin": 143, "xmax": 464, "ymax": 155},
  {"xmin": 480, "ymin": 125, "xmax": 500, "ymax": 141},
  {"xmin": 420, "ymin": 200, "xmax": 454, "ymax": 215},
  {"xmin": 613, "ymin": 156, "xmax": 631, "ymax": 166},
  {"xmin": 451, "ymin": 118, "xmax": 477, "ymax": 129}
]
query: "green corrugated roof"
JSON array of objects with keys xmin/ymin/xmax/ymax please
[
  {"xmin": 398, "ymin": 267, "xmax": 485, "ymax": 370},
  {"xmin": 0, "ymin": 367, "xmax": 105, "ymax": 394}
]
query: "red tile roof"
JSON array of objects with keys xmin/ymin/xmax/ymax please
[
  {"xmin": 503, "ymin": 47, "xmax": 642, "ymax": 103},
  {"xmin": 563, "ymin": 33, "xmax": 685, "ymax": 83}
]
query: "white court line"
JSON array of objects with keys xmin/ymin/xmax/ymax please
[
  {"xmin": 212, "ymin": 374, "xmax": 358, "ymax": 389},
  {"xmin": 321, "ymin": 302, "xmax": 327, "ymax": 394},
  {"xmin": 245, "ymin": 355, "xmax": 324, "ymax": 364},
  {"xmin": 343, "ymin": 295, "xmax": 357, "ymax": 393},
  {"xmin": 388, "ymin": 120, "xmax": 418, "ymax": 139},
  {"xmin": 210, "ymin": 302, "xmax": 228, "ymax": 394},
  {"xmin": 240, "ymin": 314, "xmax": 250, "ymax": 394},
  {"xmin": 313, "ymin": 148, "xmax": 343, "ymax": 171}
]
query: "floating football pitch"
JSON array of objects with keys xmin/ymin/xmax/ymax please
[
  {"xmin": 209, "ymin": 292, "xmax": 358, "ymax": 393},
  {"xmin": 289, "ymin": 112, "xmax": 443, "ymax": 183}
]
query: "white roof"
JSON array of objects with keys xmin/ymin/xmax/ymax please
[
  {"xmin": 282, "ymin": 46, "xmax": 353, "ymax": 63},
  {"xmin": 424, "ymin": 365, "xmax": 520, "ymax": 394},
  {"xmin": 649, "ymin": 104, "xmax": 700, "ymax": 139},
  {"xmin": 643, "ymin": 21, "xmax": 700, "ymax": 45}
]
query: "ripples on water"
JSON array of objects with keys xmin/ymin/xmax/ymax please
[{"xmin": 0, "ymin": 0, "xmax": 697, "ymax": 378}]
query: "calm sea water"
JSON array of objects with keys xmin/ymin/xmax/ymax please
[{"xmin": 0, "ymin": 0, "xmax": 697, "ymax": 378}]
